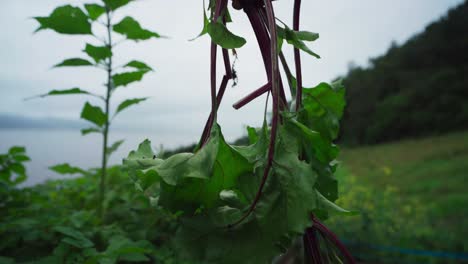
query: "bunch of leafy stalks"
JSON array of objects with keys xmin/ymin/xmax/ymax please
[{"xmin": 125, "ymin": 0, "xmax": 356, "ymax": 263}]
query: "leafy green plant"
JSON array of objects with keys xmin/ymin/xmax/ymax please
[
  {"xmin": 0, "ymin": 146, "xmax": 30, "ymax": 188},
  {"xmin": 32, "ymin": 0, "xmax": 161, "ymax": 218},
  {"xmin": 0, "ymin": 165, "xmax": 181, "ymax": 263},
  {"xmin": 124, "ymin": 0, "xmax": 355, "ymax": 263}
]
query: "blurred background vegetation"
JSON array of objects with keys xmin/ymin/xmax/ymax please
[{"xmin": 1, "ymin": 1, "xmax": 467, "ymax": 263}]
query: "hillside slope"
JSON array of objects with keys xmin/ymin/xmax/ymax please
[
  {"xmin": 327, "ymin": 131, "xmax": 468, "ymax": 263},
  {"xmin": 340, "ymin": 1, "xmax": 468, "ymax": 145}
]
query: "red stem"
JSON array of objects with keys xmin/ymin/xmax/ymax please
[
  {"xmin": 230, "ymin": 0, "xmax": 281, "ymax": 228},
  {"xmin": 200, "ymin": 75, "xmax": 230, "ymax": 142},
  {"xmin": 293, "ymin": 0, "xmax": 303, "ymax": 111},
  {"xmin": 200, "ymin": 0, "xmax": 229, "ymax": 146},
  {"xmin": 312, "ymin": 217, "xmax": 356, "ymax": 264},
  {"xmin": 232, "ymin": 82, "xmax": 271, "ymax": 109},
  {"xmin": 306, "ymin": 227, "xmax": 323, "ymax": 263}
]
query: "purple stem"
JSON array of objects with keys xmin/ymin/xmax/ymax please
[
  {"xmin": 200, "ymin": 75, "xmax": 230, "ymax": 143},
  {"xmin": 230, "ymin": 0, "xmax": 281, "ymax": 228},
  {"xmin": 293, "ymin": 0, "xmax": 303, "ymax": 111},
  {"xmin": 307, "ymin": 227, "xmax": 323, "ymax": 263},
  {"xmin": 200, "ymin": 0, "xmax": 229, "ymax": 146},
  {"xmin": 312, "ymin": 217, "xmax": 356, "ymax": 264},
  {"xmin": 232, "ymin": 82, "xmax": 271, "ymax": 109},
  {"xmin": 223, "ymin": 48, "xmax": 233, "ymax": 79}
]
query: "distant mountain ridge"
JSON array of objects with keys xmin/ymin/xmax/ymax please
[{"xmin": 339, "ymin": 1, "xmax": 468, "ymax": 145}]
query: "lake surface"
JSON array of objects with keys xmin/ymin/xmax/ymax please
[{"xmin": 0, "ymin": 129, "xmax": 198, "ymax": 186}]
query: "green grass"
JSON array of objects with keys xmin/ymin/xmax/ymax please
[{"xmin": 328, "ymin": 131, "xmax": 468, "ymax": 263}]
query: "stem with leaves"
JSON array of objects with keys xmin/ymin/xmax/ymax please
[
  {"xmin": 32, "ymin": 0, "xmax": 162, "ymax": 221},
  {"xmin": 98, "ymin": 7, "xmax": 113, "ymax": 219}
]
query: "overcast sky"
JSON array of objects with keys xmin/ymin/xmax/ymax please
[{"xmin": 0, "ymin": 0, "xmax": 464, "ymax": 144}]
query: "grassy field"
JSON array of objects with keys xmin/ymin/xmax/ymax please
[{"xmin": 327, "ymin": 131, "xmax": 468, "ymax": 263}]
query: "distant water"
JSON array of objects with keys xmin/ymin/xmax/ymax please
[{"xmin": 0, "ymin": 129, "xmax": 196, "ymax": 186}]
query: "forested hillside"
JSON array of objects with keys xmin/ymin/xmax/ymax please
[{"xmin": 340, "ymin": 1, "xmax": 468, "ymax": 145}]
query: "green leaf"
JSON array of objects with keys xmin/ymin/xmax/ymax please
[
  {"xmin": 84, "ymin": 44, "xmax": 112, "ymax": 63},
  {"xmin": 107, "ymin": 140, "xmax": 124, "ymax": 158},
  {"xmin": 113, "ymin": 16, "xmax": 161, "ymax": 41},
  {"xmin": 34, "ymin": 5, "xmax": 92, "ymax": 35},
  {"xmin": 286, "ymin": 119, "xmax": 339, "ymax": 163},
  {"xmin": 301, "ymin": 81, "xmax": 346, "ymax": 141},
  {"xmin": 115, "ymin": 97, "xmax": 148, "ymax": 115},
  {"xmin": 10, "ymin": 163, "xmax": 26, "ymax": 175},
  {"xmin": 246, "ymin": 126, "xmax": 258, "ymax": 145},
  {"xmin": 80, "ymin": 102, "xmax": 107, "ymax": 127},
  {"xmin": 125, "ymin": 125, "xmax": 252, "ymax": 214},
  {"xmin": 102, "ymin": 0, "xmax": 132, "ymax": 11},
  {"xmin": 277, "ymin": 26, "xmax": 320, "ymax": 58},
  {"xmin": 13, "ymin": 155, "xmax": 30, "ymax": 162},
  {"xmin": 208, "ymin": 20, "xmax": 246, "ymax": 49},
  {"xmin": 112, "ymin": 70, "xmax": 149, "ymax": 88},
  {"xmin": 36, "ymin": 88, "xmax": 92, "ymax": 98},
  {"xmin": 49, "ymin": 163, "xmax": 87, "ymax": 175},
  {"xmin": 81, "ymin": 127, "xmax": 101, "ymax": 135},
  {"xmin": 296, "ymin": 31, "xmax": 319, "ymax": 41},
  {"xmin": 315, "ymin": 190, "xmax": 359, "ymax": 216},
  {"xmin": 84, "ymin": 4, "xmax": 106, "ymax": 21},
  {"xmin": 0, "ymin": 257, "xmax": 15, "ymax": 264},
  {"xmin": 54, "ymin": 226, "xmax": 94, "ymax": 248},
  {"xmin": 54, "ymin": 58, "xmax": 93, "ymax": 67},
  {"xmin": 9, "ymin": 146, "xmax": 26, "ymax": 155},
  {"xmin": 124, "ymin": 60, "xmax": 153, "ymax": 71},
  {"xmin": 189, "ymin": 2, "xmax": 210, "ymax": 41}
]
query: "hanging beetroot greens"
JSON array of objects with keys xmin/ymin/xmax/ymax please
[{"xmin": 124, "ymin": 0, "xmax": 356, "ymax": 263}]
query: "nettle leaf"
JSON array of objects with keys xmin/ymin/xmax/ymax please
[
  {"xmin": 115, "ymin": 97, "xmax": 148, "ymax": 115},
  {"xmin": 102, "ymin": 0, "xmax": 132, "ymax": 11},
  {"xmin": 84, "ymin": 44, "xmax": 112, "ymax": 63},
  {"xmin": 13, "ymin": 154, "xmax": 30, "ymax": 162},
  {"xmin": 301, "ymin": 81, "xmax": 346, "ymax": 141},
  {"xmin": 84, "ymin": 4, "xmax": 106, "ymax": 21},
  {"xmin": 113, "ymin": 16, "xmax": 160, "ymax": 41},
  {"xmin": 37, "ymin": 88, "xmax": 92, "ymax": 98},
  {"xmin": 10, "ymin": 163, "xmax": 26, "ymax": 175},
  {"xmin": 81, "ymin": 127, "xmax": 101, "ymax": 135},
  {"xmin": 277, "ymin": 25, "xmax": 320, "ymax": 58},
  {"xmin": 112, "ymin": 70, "xmax": 149, "ymax": 88},
  {"xmin": 124, "ymin": 60, "xmax": 153, "ymax": 71},
  {"xmin": 54, "ymin": 58, "xmax": 93, "ymax": 67},
  {"xmin": 80, "ymin": 102, "xmax": 107, "ymax": 127},
  {"xmin": 34, "ymin": 5, "xmax": 92, "ymax": 35},
  {"xmin": 9, "ymin": 146, "xmax": 26, "ymax": 155},
  {"xmin": 208, "ymin": 20, "xmax": 246, "ymax": 49},
  {"xmin": 50, "ymin": 163, "xmax": 87, "ymax": 175},
  {"xmin": 107, "ymin": 140, "xmax": 124, "ymax": 158}
]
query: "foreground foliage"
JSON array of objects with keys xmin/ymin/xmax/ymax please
[
  {"xmin": 0, "ymin": 166, "xmax": 181, "ymax": 264},
  {"xmin": 123, "ymin": 0, "xmax": 356, "ymax": 262},
  {"xmin": 124, "ymin": 81, "xmax": 354, "ymax": 263}
]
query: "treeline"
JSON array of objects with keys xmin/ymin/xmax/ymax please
[{"xmin": 339, "ymin": 0, "xmax": 468, "ymax": 145}]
